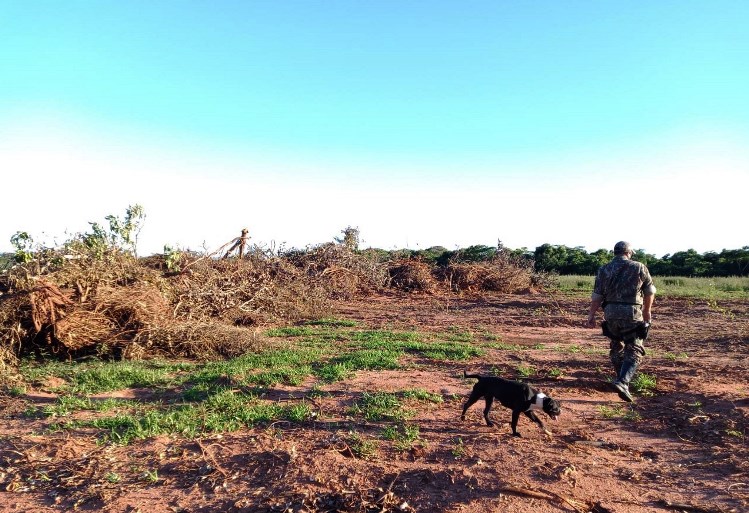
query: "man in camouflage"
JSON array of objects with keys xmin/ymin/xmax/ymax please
[{"xmin": 587, "ymin": 241, "xmax": 656, "ymax": 402}]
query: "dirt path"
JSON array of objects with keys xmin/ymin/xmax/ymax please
[{"xmin": 1, "ymin": 293, "xmax": 747, "ymax": 512}]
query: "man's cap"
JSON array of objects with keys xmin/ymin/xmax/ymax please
[{"xmin": 614, "ymin": 241, "xmax": 632, "ymax": 255}]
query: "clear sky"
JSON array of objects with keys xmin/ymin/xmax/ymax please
[{"xmin": 1, "ymin": 1, "xmax": 748, "ymax": 257}]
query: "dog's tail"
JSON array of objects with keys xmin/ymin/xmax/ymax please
[{"xmin": 463, "ymin": 370, "xmax": 482, "ymax": 380}]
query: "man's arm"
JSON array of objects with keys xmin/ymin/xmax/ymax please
[
  {"xmin": 640, "ymin": 265, "xmax": 656, "ymax": 323},
  {"xmin": 587, "ymin": 296, "xmax": 603, "ymax": 327},
  {"xmin": 642, "ymin": 293, "xmax": 654, "ymax": 323}
]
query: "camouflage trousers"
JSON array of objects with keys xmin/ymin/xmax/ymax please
[{"xmin": 604, "ymin": 319, "xmax": 646, "ymax": 372}]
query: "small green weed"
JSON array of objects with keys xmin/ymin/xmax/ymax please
[
  {"xmin": 631, "ymin": 373, "xmax": 657, "ymax": 396},
  {"xmin": 444, "ymin": 327, "xmax": 474, "ymax": 343},
  {"xmin": 487, "ymin": 342, "xmax": 522, "ymax": 351},
  {"xmin": 402, "ymin": 388, "xmax": 443, "ymax": 403},
  {"xmin": 516, "ymin": 365, "xmax": 535, "ymax": 378},
  {"xmin": 451, "ymin": 437, "xmax": 466, "ymax": 459},
  {"xmin": 105, "ymin": 472, "xmax": 121, "ymax": 484},
  {"xmin": 141, "ymin": 469, "xmax": 159, "ymax": 483},
  {"xmin": 547, "ymin": 368, "xmax": 564, "ymax": 379},
  {"xmin": 381, "ymin": 423, "xmax": 421, "ymax": 450},
  {"xmin": 480, "ymin": 331, "xmax": 501, "ymax": 342},
  {"xmin": 9, "ymin": 386, "xmax": 27, "ymax": 397},
  {"xmin": 664, "ymin": 352, "xmax": 689, "ymax": 361},
  {"xmin": 284, "ymin": 401, "xmax": 314, "ymax": 422},
  {"xmin": 597, "ymin": 405, "xmax": 640, "ymax": 421},
  {"xmin": 346, "ymin": 431, "xmax": 378, "ymax": 459}
]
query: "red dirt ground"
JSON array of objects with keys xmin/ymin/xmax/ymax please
[{"xmin": 1, "ymin": 293, "xmax": 748, "ymax": 513}]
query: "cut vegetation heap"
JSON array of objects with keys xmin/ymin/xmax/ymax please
[{"xmin": 0, "ymin": 213, "xmax": 543, "ymax": 374}]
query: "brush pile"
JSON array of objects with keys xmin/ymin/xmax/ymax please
[
  {"xmin": 442, "ymin": 251, "xmax": 537, "ymax": 293},
  {"xmin": 388, "ymin": 259, "xmax": 438, "ymax": 293},
  {"xmin": 0, "ymin": 233, "xmax": 541, "ymax": 371}
]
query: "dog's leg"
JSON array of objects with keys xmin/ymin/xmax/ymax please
[
  {"xmin": 523, "ymin": 411, "xmax": 545, "ymax": 430},
  {"xmin": 482, "ymin": 396, "xmax": 495, "ymax": 427},
  {"xmin": 461, "ymin": 391, "xmax": 482, "ymax": 421},
  {"xmin": 510, "ymin": 410, "xmax": 522, "ymax": 436}
]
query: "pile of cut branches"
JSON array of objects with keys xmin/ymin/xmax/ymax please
[
  {"xmin": 284, "ymin": 243, "xmax": 390, "ymax": 299},
  {"xmin": 0, "ymin": 228, "xmax": 543, "ymax": 371},
  {"xmin": 387, "ymin": 258, "xmax": 438, "ymax": 293},
  {"xmin": 442, "ymin": 253, "xmax": 535, "ymax": 293}
]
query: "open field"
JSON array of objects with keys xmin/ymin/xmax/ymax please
[
  {"xmin": 556, "ymin": 275, "xmax": 749, "ymax": 299},
  {"xmin": 1, "ymin": 291, "xmax": 747, "ymax": 513}
]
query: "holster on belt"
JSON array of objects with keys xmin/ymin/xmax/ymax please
[
  {"xmin": 636, "ymin": 321, "xmax": 651, "ymax": 340},
  {"xmin": 601, "ymin": 321, "xmax": 614, "ymax": 339}
]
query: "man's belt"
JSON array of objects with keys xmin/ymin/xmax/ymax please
[{"xmin": 601, "ymin": 321, "xmax": 651, "ymax": 340}]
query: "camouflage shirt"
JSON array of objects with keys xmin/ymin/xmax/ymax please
[{"xmin": 592, "ymin": 256, "xmax": 656, "ymax": 321}]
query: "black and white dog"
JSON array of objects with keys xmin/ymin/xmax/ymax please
[{"xmin": 460, "ymin": 372, "xmax": 561, "ymax": 436}]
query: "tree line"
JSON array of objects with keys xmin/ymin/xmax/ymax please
[
  {"xmin": 4, "ymin": 238, "xmax": 748, "ymax": 278},
  {"xmin": 381, "ymin": 244, "xmax": 749, "ymax": 277}
]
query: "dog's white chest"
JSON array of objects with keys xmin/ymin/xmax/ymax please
[{"xmin": 527, "ymin": 393, "xmax": 546, "ymax": 412}]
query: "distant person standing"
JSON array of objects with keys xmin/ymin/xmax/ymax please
[{"xmin": 587, "ymin": 241, "xmax": 656, "ymax": 402}]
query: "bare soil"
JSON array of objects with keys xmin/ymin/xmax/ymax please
[{"xmin": 1, "ymin": 293, "xmax": 748, "ymax": 513}]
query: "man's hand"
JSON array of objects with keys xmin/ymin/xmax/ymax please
[{"xmin": 587, "ymin": 298, "xmax": 603, "ymax": 328}]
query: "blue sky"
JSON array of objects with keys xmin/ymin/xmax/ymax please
[{"xmin": 1, "ymin": 1, "xmax": 748, "ymax": 256}]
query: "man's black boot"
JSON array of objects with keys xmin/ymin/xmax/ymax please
[{"xmin": 610, "ymin": 361, "xmax": 637, "ymax": 402}]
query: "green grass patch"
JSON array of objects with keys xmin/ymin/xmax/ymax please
[
  {"xmin": 401, "ymin": 388, "xmax": 443, "ymax": 403},
  {"xmin": 21, "ymin": 323, "xmax": 492, "ymax": 444},
  {"xmin": 67, "ymin": 390, "xmax": 313, "ymax": 444},
  {"xmin": 265, "ymin": 326, "xmax": 321, "ymax": 337},
  {"xmin": 189, "ymin": 347, "xmax": 324, "ymax": 388},
  {"xmin": 351, "ymin": 330, "xmax": 483, "ymax": 361},
  {"xmin": 349, "ymin": 392, "xmax": 411, "ymax": 422},
  {"xmin": 20, "ymin": 359, "xmax": 193, "ymax": 394},
  {"xmin": 315, "ymin": 348, "xmax": 402, "ymax": 383},
  {"xmin": 41, "ymin": 395, "xmax": 139, "ymax": 417},
  {"xmin": 302, "ymin": 317, "xmax": 358, "ymax": 328},
  {"xmin": 381, "ymin": 423, "xmax": 421, "ymax": 450},
  {"xmin": 417, "ymin": 341, "xmax": 483, "ymax": 361}
]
